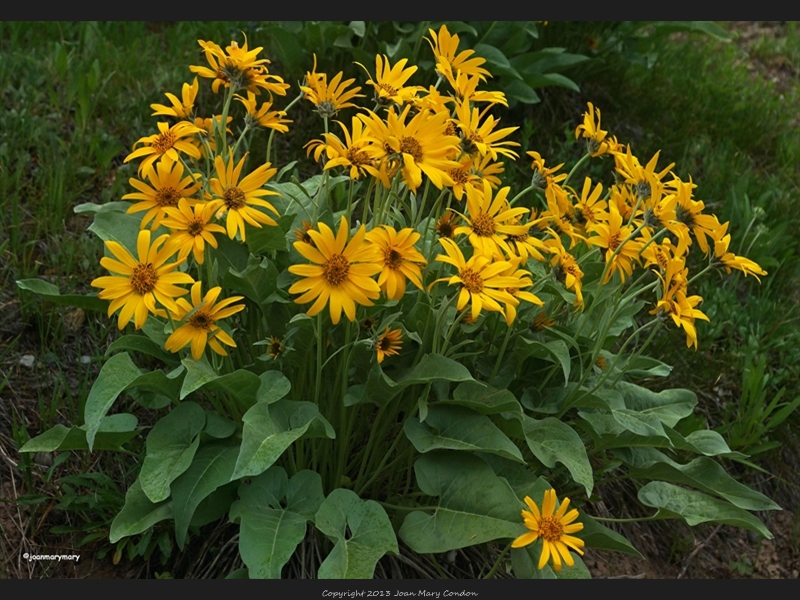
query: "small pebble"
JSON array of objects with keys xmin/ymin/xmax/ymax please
[
  {"xmin": 19, "ymin": 355, "xmax": 35, "ymax": 368},
  {"xmin": 81, "ymin": 355, "xmax": 92, "ymax": 365}
]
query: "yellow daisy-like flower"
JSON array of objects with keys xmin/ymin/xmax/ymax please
[
  {"xmin": 545, "ymin": 233, "xmax": 585, "ymax": 308},
  {"xmin": 190, "ymin": 38, "xmax": 289, "ymax": 97},
  {"xmin": 427, "ymin": 24, "xmax": 491, "ymax": 81},
  {"xmin": 209, "ymin": 153, "xmax": 280, "ymax": 242},
  {"xmin": 164, "ymin": 281, "xmax": 245, "ymax": 360},
  {"xmin": 444, "ymin": 70, "xmax": 507, "ymax": 106},
  {"xmin": 433, "ymin": 238, "xmax": 520, "ymax": 322},
  {"xmin": 587, "ymin": 201, "xmax": 642, "ymax": 284},
  {"xmin": 453, "ymin": 100, "xmax": 519, "ymax": 161},
  {"xmin": 150, "ymin": 78, "xmax": 199, "ymax": 119},
  {"xmin": 376, "ymin": 327, "xmax": 402, "ymax": 363},
  {"xmin": 300, "ymin": 54, "xmax": 365, "ymax": 118},
  {"xmin": 266, "ymin": 336, "xmax": 284, "ymax": 360},
  {"xmin": 308, "ymin": 116, "xmax": 385, "ymax": 183},
  {"xmin": 511, "ymin": 489, "xmax": 585, "ymax": 573},
  {"xmin": 575, "ymin": 102, "xmax": 617, "ymax": 157},
  {"xmin": 456, "ymin": 182, "xmax": 530, "ymax": 257},
  {"xmin": 194, "ymin": 115, "xmax": 233, "ymax": 155},
  {"xmin": 357, "ymin": 54, "xmax": 421, "ymax": 107},
  {"xmin": 366, "ymin": 225, "xmax": 427, "ymax": 301},
  {"xmin": 235, "ymin": 91, "xmax": 292, "ymax": 133},
  {"xmin": 288, "ymin": 216, "xmax": 382, "ymax": 325},
  {"xmin": 711, "ymin": 224, "xmax": 768, "ymax": 281},
  {"xmin": 122, "ymin": 155, "xmax": 201, "ymax": 230},
  {"xmin": 91, "ymin": 229, "xmax": 194, "ymax": 330},
  {"xmin": 162, "ymin": 198, "xmax": 226, "ymax": 265},
  {"xmin": 124, "ymin": 121, "xmax": 204, "ymax": 174},
  {"xmin": 360, "ymin": 105, "xmax": 461, "ymax": 193},
  {"xmin": 527, "ymin": 151, "xmax": 567, "ymax": 190}
]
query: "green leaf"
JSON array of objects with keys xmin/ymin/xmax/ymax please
[
  {"xmin": 511, "ymin": 546, "xmax": 556, "ymax": 579},
  {"xmin": 473, "ymin": 43, "xmax": 511, "ymax": 69},
  {"xmin": 611, "ymin": 407, "xmax": 669, "ymax": 439},
  {"xmin": 618, "ymin": 381, "xmax": 696, "ymax": 427},
  {"xmin": 579, "ymin": 514, "xmax": 643, "ymax": 558},
  {"xmin": 139, "ymin": 402, "xmax": 206, "ymax": 503},
  {"xmin": 190, "ymin": 481, "xmax": 238, "ymax": 528},
  {"xmin": 21, "ymin": 417, "xmax": 139, "ymax": 453},
  {"xmin": 88, "ymin": 210, "xmax": 142, "ymax": 254},
  {"xmin": 16, "ymin": 279, "xmax": 106, "ymax": 312},
  {"xmin": 224, "ymin": 255, "xmax": 279, "ymax": 307},
  {"xmin": 257, "ymin": 371, "xmax": 292, "ymax": 404},
  {"xmin": 522, "ymin": 417, "xmax": 593, "ymax": 497},
  {"xmin": 83, "ymin": 352, "xmax": 143, "ymax": 450},
  {"xmin": 504, "ymin": 80, "xmax": 540, "ymax": 104},
  {"xmin": 347, "ymin": 353, "xmax": 474, "ymax": 407},
  {"xmin": 246, "ymin": 214, "xmax": 293, "ymax": 254},
  {"xmin": 441, "ymin": 381, "xmax": 523, "ymax": 415},
  {"xmin": 105, "ymin": 335, "xmax": 178, "ymax": 365},
  {"xmin": 171, "ymin": 441, "xmax": 240, "ymax": 549},
  {"xmin": 523, "ymin": 72, "xmax": 580, "ymax": 92},
  {"xmin": 399, "ymin": 452, "xmax": 525, "ymax": 553},
  {"xmin": 230, "ymin": 468, "xmax": 325, "ymax": 579},
  {"xmin": 404, "ymin": 405, "xmax": 524, "ymax": 463},
  {"xmin": 233, "ymin": 399, "xmax": 334, "ymax": 479},
  {"xmin": 638, "ymin": 482, "xmax": 772, "ymax": 539},
  {"xmin": 617, "ymin": 448, "xmax": 780, "ymax": 512},
  {"xmin": 515, "ymin": 339, "xmax": 571, "ymax": 384},
  {"xmin": 316, "ymin": 489, "xmax": 398, "ymax": 579},
  {"xmin": 203, "ymin": 412, "xmax": 237, "ymax": 439},
  {"xmin": 110, "ymin": 478, "xmax": 173, "ymax": 543},
  {"xmin": 181, "ymin": 360, "xmax": 284, "ymax": 410}
]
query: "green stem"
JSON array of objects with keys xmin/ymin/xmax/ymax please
[
  {"xmin": 490, "ymin": 325, "xmax": 513, "ymax": 383},
  {"xmin": 483, "ymin": 544, "xmax": 511, "ymax": 579},
  {"xmin": 564, "ymin": 152, "xmax": 591, "ymax": 186}
]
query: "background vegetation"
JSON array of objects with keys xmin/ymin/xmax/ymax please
[{"xmin": 1, "ymin": 21, "xmax": 798, "ymax": 578}]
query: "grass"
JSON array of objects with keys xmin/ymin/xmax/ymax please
[{"xmin": 1, "ymin": 21, "xmax": 799, "ymax": 577}]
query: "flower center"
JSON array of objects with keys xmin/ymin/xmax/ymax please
[
  {"xmin": 224, "ymin": 186, "xmax": 247, "ymax": 210},
  {"xmin": 471, "ymin": 213, "xmax": 496, "ymax": 237},
  {"xmin": 399, "ymin": 136, "xmax": 424, "ymax": 163},
  {"xmin": 187, "ymin": 218, "xmax": 205, "ymax": 236},
  {"xmin": 449, "ymin": 168, "xmax": 469, "ymax": 185},
  {"xmin": 155, "ymin": 186, "xmax": 181, "ymax": 208},
  {"xmin": 383, "ymin": 247, "xmax": 403, "ymax": 270},
  {"xmin": 436, "ymin": 215, "xmax": 455, "ymax": 239},
  {"xmin": 608, "ymin": 231, "xmax": 623, "ymax": 252},
  {"xmin": 377, "ymin": 82, "xmax": 398, "ymax": 97},
  {"xmin": 316, "ymin": 100, "xmax": 337, "ymax": 118},
  {"xmin": 379, "ymin": 336, "xmax": 395, "ymax": 351},
  {"xmin": 675, "ymin": 204, "xmax": 696, "ymax": 228},
  {"xmin": 538, "ymin": 515, "xmax": 565, "ymax": 542},
  {"xmin": 347, "ymin": 147, "xmax": 372, "ymax": 167},
  {"xmin": 152, "ymin": 131, "xmax": 177, "ymax": 154},
  {"xmin": 188, "ymin": 310, "xmax": 214, "ymax": 331},
  {"xmin": 130, "ymin": 263, "xmax": 157, "ymax": 295},
  {"xmin": 459, "ymin": 267, "xmax": 484, "ymax": 294},
  {"xmin": 323, "ymin": 253, "xmax": 350, "ymax": 286}
]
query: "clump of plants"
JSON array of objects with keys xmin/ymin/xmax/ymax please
[{"xmin": 19, "ymin": 26, "xmax": 779, "ymax": 579}]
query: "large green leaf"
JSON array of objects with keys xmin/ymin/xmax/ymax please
[
  {"xmin": 171, "ymin": 441, "xmax": 240, "ymax": 549},
  {"xmin": 139, "ymin": 402, "xmax": 206, "ymax": 503},
  {"xmin": 88, "ymin": 210, "xmax": 142, "ymax": 254},
  {"xmin": 522, "ymin": 417, "xmax": 593, "ymax": 497},
  {"xmin": 399, "ymin": 452, "xmax": 525, "ymax": 553},
  {"xmin": 515, "ymin": 338, "xmax": 571, "ymax": 384},
  {"xmin": 346, "ymin": 353, "xmax": 474, "ymax": 407},
  {"xmin": 638, "ymin": 482, "xmax": 772, "ymax": 539},
  {"xmin": 316, "ymin": 489, "xmax": 398, "ymax": 579},
  {"xmin": 246, "ymin": 214, "xmax": 294, "ymax": 254},
  {"xmin": 618, "ymin": 381, "xmax": 696, "ymax": 427},
  {"xmin": 232, "ymin": 399, "xmax": 334, "ymax": 479},
  {"xmin": 181, "ymin": 359, "xmax": 288, "ymax": 409},
  {"xmin": 105, "ymin": 334, "xmax": 178, "ymax": 365},
  {"xmin": 83, "ymin": 352, "xmax": 143, "ymax": 450},
  {"xmin": 109, "ymin": 478, "xmax": 172, "ymax": 543},
  {"xmin": 230, "ymin": 468, "xmax": 324, "ymax": 579},
  {"xmin": 16, "ymin": 279, "xmax": 106, "ymax": 312},
  {"xmin": 579, "ymin": 514, "xmax": 643, "ymax": 558},
  {"xmin": 21, "ymin": 415, "xmax": 139, "ymax": 453},
  {"xmin": 404, "ymin": 405, "xmax": 524, "ymax": 463},
  {"xmin": 440, "ymin": 381, "xmax": 523, "ymax": 415},
  {"xmin": 617, "ymin": 448, "xmax": 780, "ymax": 511},
  {"xmin": 224, "ymin": 255, "xmax": 280, "ymax": 307}
]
